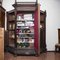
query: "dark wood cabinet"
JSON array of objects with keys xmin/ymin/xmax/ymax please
[
  {"xmin": 58, "ymin": 29, "xmax": 60, "ymax": 44},
  {"xmin": 0, "ymin": 6, "xmax": 5, "ymax": 27},
  {"xmin": 40, "ymin": 10, "xmax": 47, "ymax": 53},
  {"xmin": 6, "ymin": 2, "xmax": 40, "ymax": 56}
]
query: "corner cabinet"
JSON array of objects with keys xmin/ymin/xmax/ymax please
[
  {"xmin": 7, "ymin": 2, "xmax": 40, "ymax": 56},
  {"xmin": 40, "ymin": 10, "xmax": 47, "ymax": 53}
]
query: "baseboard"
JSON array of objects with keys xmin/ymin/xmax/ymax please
[{"xmin": 47, "ymin": 51, "xmax": 55, "ymax": 52}]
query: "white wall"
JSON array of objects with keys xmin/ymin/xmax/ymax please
[
  {"xmin": 2, "ymin": 0, "xmax": 15, "ymax": 11},
  {"xmin": 40, "ymin": 0, "xmax": 60, "ymax": 51},
  {"xmin": 2, "ymin": 0, "xmax": 60, "ymax": 51}
]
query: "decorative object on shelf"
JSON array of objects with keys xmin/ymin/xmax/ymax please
[
  {"xmin": 40, "ymin": 25, "xmax": 42, "ymax": 28},
  {"xmin": 24, "ymin": 14, "xmax": 32, "ymax": 20}
]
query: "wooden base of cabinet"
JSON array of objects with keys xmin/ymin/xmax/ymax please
[{"xmin": 6, "ymin": 46, "xmax": 37, "ymax": 56}]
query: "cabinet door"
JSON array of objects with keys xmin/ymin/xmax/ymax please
[
  {"xmin": 7, "ymin": 12, "xmax": 16, "ymax": 47},
  {"xmin": 16, "ymin": 13, "xmax": 34, "ymax": 49},
  {"xmin": 8, "ymin": 31, "xmax": 15, "ymax": 47}
]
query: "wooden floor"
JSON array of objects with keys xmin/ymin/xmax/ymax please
[{"xmin": 4, "ymin": 52, "xmax": 60, "ymax": 60}]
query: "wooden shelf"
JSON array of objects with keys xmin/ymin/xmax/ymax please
[
  {"xmin": 17, "ymin": 33, "xmax": 34, "ymax": 35},
  {"xmin": 8, "ymin": 29, "xmax": 15, "ymax": 31},
  {"xmin": 8, "ymin": 20, "xmax": 15, "ymax": 22},
  {"xmin": 19, "ymin": 37, "xmax": 34, "ymax": 39},
  {"xmin": 17, "ymin": 47, "xmax": 34, "ymax": 50},
  {"xmin": 18, "ymin": 26, "xmax": 34, "ymax": 27},
  {"xmin": 9, "ymin": 44, "xmax": 15, "ymax": 47},
  {"xmin": 9, "ymin": 37, "xmax": 15, "ymax": 39},
  {"xmin": 40, "ymin": 21, "xmax": 44, "ymax": 23},
  {"xmin": 17, "ymin": 19, "xmax": 34, "ymax": 22}
]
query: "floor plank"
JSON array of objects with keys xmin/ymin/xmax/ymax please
[{"xmin": 4, "ymin": 52, "xmax": 60, "ymax": 60}]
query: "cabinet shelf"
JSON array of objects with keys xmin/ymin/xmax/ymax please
[
  {"xmin": 19, "ymin": 37, "xmax": 34, "ymax": 39},
  {"xmin": 40, "ymin": 21, "xmax": 44, "ymax": 23},
  {"xmin": 9, "ymin": 37, "xmax": 15, "ymax": 39},
  {"xmin": 8, "ymin": 29, "xmax": 15, "ymax": 31},
  {"xmin": 17, "ymin": 26, "xmax": 34, "ymax": 27},
  {"xmin": 17, "ymin": 33, "xmax": 34, "ymax": 35},
  {"xmin": 17, "ymin": 28, "xmax": 30, "ymax": 30},
  {"xmin": 17, "ymin": 26, "xmax": 34, "ymax": 29},
  {"xmin": 17, "ymin": 42, "xmax": 34, "ymax": 44},
  {"xmin": 17, "ymin": 19, "xmax": 34, "ymax": 22},
  {"xmin": 9, "ymin": 44, "xmax": 15, "ymax": 47},
  {"xmin": 17, "ymin": 47, "xmax": 34, "ymax": 50},
  {"xmin": 8, "ymin": 20, "xmax": 15, "ymax": 22}
]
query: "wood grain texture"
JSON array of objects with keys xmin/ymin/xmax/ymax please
[
  {"xmin": 0, "ymin": 28, "xmax": 4, "ymax": 60},
  {"xmin": 0, "ymin": 6, "xmax": 5, "ymax": 27},
  {"xmin": 38, "ymin": 3, "xmax": 40, "ymax": 55},
  {"xmin": 4, "ymin": 52, "xmax": 60, "ymax": 60}
]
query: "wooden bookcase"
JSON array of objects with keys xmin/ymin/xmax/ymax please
[{"xmin": 7, "ymin": 2, "xmax": 40, "ymax": 55}]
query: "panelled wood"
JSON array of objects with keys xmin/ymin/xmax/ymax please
[
  {"xmin": 38, "ymin": 4, "xmax": 40, "ymax": 55},
  {"xmin": 4, "ymin": 52, "xmax": 60, "ymax": 60},
  {"xmin": 0, "ymin": 6, "xmax": 5, "ymax": 27},
  {"xmin": 0, "ymin": 28, "xmax": 4, "ymax": 60}
]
